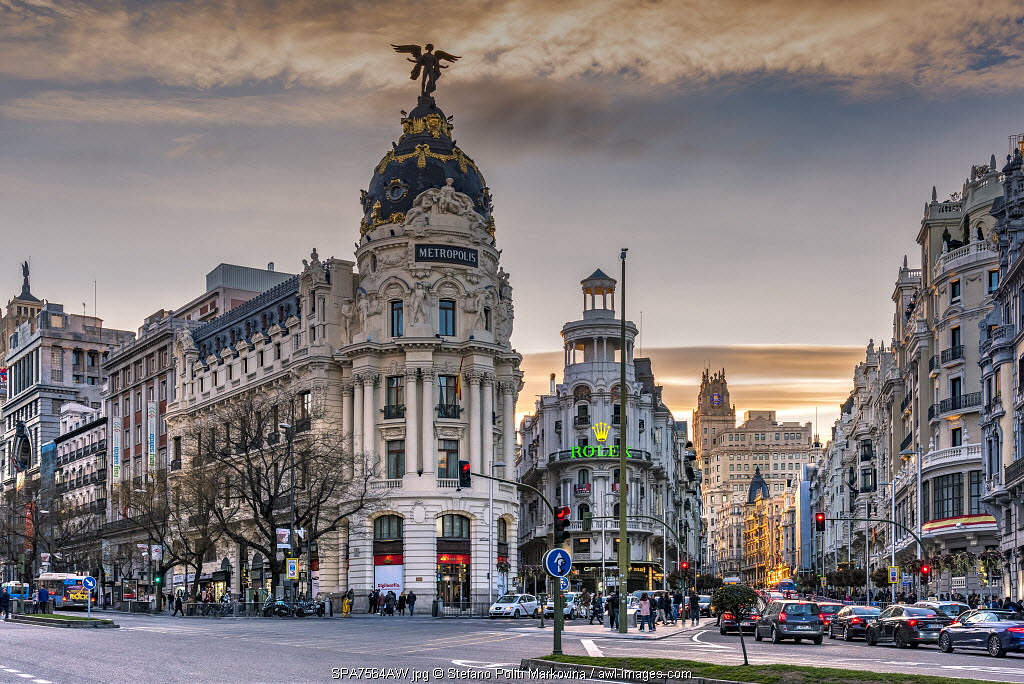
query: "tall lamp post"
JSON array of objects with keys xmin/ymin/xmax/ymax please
[
  {"xmin": 280, "ymin": 422, "xmax": 295, "ymax": 602},
  {"xmin": 899, "ymin": 446, "xmax": 923, "ymax": 596},
  {"xmin": 487, "ymin": 458, "xmax": 505, "ymax": 603},
  {"xmin": 617, "ymin": 247, "xmax": 628, "ymax": 634},
  {"xmin": 878, "ymin": 480, "xmax": 896, "ymax": 603}
]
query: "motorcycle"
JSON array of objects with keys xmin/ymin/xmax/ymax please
[
  {"xmin": 262, "ymin": 595, "xmax": 292, "ymax": 618},
  {"xmin": 293, "ymin": 597, "xmax": 326, "ymax": 618}
]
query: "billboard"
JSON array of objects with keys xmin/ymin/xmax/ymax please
[
  {"xmin": 147, "ymin": 402, "xmax": 157, "ymax": 473},
  {"xmin": 111, "ymin": 418, "xmax": 121, "ymax": 481}
]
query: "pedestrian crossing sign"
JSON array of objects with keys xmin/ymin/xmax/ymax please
[
  {"xmin": 286, "ymin": 558, "xmax": 299, "ymax": 580},
  {"xmin": 888, "ymin": 566, "xmax": 899, "ymax": 584}
]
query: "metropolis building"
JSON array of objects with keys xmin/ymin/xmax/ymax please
[
  {"xmin": 517, "ymin": 271, "xmax": 700, "ymax": 593},
  {"xmin": 165, "ymin": 89, "xmax": 523, "ymax": 604}
]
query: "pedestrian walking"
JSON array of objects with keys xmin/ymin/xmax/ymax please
[
  {"xmin": 638, "ymin": 593, "xmax": 654, "ymax": 632},
  {"xmin": 657, "ymin": 593, "xmax": 670, "ymax": 625},
  {"xmin": 385, "ymin": 591, "xmax": 396, "ymax": 616},
  {"xmin": 579, "ymin": 590, "xmax": 591, "ymax": 621},
  {"xmin": 172, "ymin": 593, "xmax": 184, "ymax": 616},
  {"xmin": 608, "ymin": 591, "xmax": 619, "ymax": 629},
  {"xmin": 37, "ymin": 586, "xmax": 49, "ymax": 614},
  {"xmin": 407, "ymin": 591, "xmax": 417, "ymax": 616},
  {"xmin": 0, "ymin": 587, "xmax": 9, "ymax": 621},
  {"xmin": 688, "ymin": 589, "xmax": 701, "ymax": 627},
  {"xmin": 368, "ymin": 590, "xmax": 377, "ymax": 614},
  {"xmin": 589, "ymin": 593, "xmax": 603, "ymax": 625},
  {"xmin": 377, "ymin": 592, "xmax": 386, "ymax": 615},
  {"xmin": 397, "ymin": 592, "xmax": 407, "ymax": 616}
]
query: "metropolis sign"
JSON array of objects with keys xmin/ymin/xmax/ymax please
[{"xmin": 414, "ymin": 244, "xmax": 478, "ymax": 267}]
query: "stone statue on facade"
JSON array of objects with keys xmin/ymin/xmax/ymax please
[
  {"xmin": 497, "ymin": 267, "xmax": 512, "ymax": 301},
  {"xmin": 411, "ymin": 282, "xmax": 430, "ymax": 326},
  {"xmin": 340, "ymin": 297, "xmax": 355, "ymax": 341},
  {"xmin": 175, "ymin": 326, "xmax": 196, "ymax": 352},
  {"xmin": 495, "ymin": 298, "xmax": 513, "ymax": 345},
  {"xmin": 469, "ymin": 288, "xmax": 490, "ymax": 331},
  {"xmin": 404, "ymin": 179, "xmax": 484, "ymax": 228}
]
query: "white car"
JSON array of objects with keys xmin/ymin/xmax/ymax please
[
  {"xmin": 544, "ymin": 592, "xmax": 581, "ymax": 618},
  {"xmin": 489, "ymin": 594, "xmax": 539, "ymax": 619}
]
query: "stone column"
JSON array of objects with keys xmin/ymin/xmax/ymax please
[
  {"xmin": 362, "ymin": 372, "xmax": 378, "ymax": 457},
  {"xmin": 406, "ymin": 367, "xmax": 419, "ymax": 475},
  {"xmin": 482, "ymin": 374, "xmax": 494, "ymax": 473},
  {"xmin": 468, "ymin": 371, "xmax": 483, "ymax": 476},
  {"xmin": 352, "ymin": 376, "xmax": 364, "ymax": 454},
  {"xmin": 502, "ymin": 383, "xmax": 515, "ymax": 474},
  {"xmin": 421, "ymin": 369, "xmax": 435, "ymax": 475},
  {"xmin": 342, "ymin": 380, "xmax": 354, "ymax": 476}
]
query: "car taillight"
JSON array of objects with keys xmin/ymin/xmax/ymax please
[
  {"xmin": 752, "ymin": 615, "xmax": 760, "ymax": 620},
  {"xmin": 851, "ymin": 618, "xmax": 862, "ymax": 624},
  {"xmin": 723, "ymin": 613, "xmax": 735, "ymax": 620},
  {"xmin": 779, "ymin": 612, "xmax": 787, "ymax": 622},
  {"xmin": 906, "ymin": 620, "xmax": 918, "ymax": 627},
  {"xmin": 1007, "ymin": 627, "xmax": 1024, "ymax": 634},
  {"xmin": 949, "ymin": 622, "xmax": 960, "ymax": 627},
  {"xmin": 818, "ymin": 613, "xmax": 826, "ymax": 620}
]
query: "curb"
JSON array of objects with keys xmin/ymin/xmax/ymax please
[
  {"xmin": 521, "ymin": 658, "xmax": 745, "ymax": 684},
  {"xmin": 9, "ymin": 616, "xmax": 119, "ymax": 629}
]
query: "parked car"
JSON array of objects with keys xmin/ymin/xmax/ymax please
[
  {"xmin": 866, "ymin": 605, "xmax": 953, "ymax": 648},
  {"xmin": 754, "ymin": 600, "xmax": 823, "ymax": 644},
  {"xmin": 828, "ymin": 605, "xmax": 880, "ymax": 641},
  {"xmin": 912, "ymin": 601, "xmax": 969, "ymax": 619},
  {"xmin": 488, "ymin": 594, "xmax": 539, "ymax": 619},
  {"xmin": 720, "ymin": 607, "xmax": 761, "ymax": 635},
  {"xmin": 938, "ymin": 609, "xmax": 1024, "ymax": 657},
  {"xmin": 816, "ymin": 601, "xmax": 844, "ymax": 632},
  {"xmin": 543, "ymin": 592, "xmax": 580, "ymax": 618}
]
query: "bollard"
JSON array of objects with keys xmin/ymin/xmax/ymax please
[{"xmin": 536, "ymin": 606, "xmax": 545, "ymax": 628}]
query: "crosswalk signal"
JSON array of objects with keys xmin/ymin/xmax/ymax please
[
  {"xmin": 554, "ymin": 506, "xmax": 571, "ymax": 544},
  {"xmin": 815, "ymin": 512, "xmax": 826, "ymax": 531},
  {"xmin": 458, "ymin": 460, "xmax": 471, "ymax": 489}
]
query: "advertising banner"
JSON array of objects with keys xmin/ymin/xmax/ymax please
[
  {"xmin": 374, "ymin": 563, "xmax": 404, "ymax": 595},
  {"xmin": 122, "ymin": 580, "xmax": 138, "ymax": 600},
  {"xmin": 276, "ymin": 528, "xmax": 292, "ymax": 549},
  {"xmin": 147, "ymin": 402, "xmax": 157, "ymax": 473},
  {"xmin": 112, "ymin": 418, "xmax": 121, "ymax": 481}
]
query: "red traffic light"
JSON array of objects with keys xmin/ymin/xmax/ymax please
[
  {"xmin": 920, "ymin": 564, "xmax": 931, "ymax": 576},
  {"xmin": 555, "ymin": 506, "xmax": 571, "ymax": 520},
  {"xmin": 461, "ymin": 462, "xmax": 471, "ymax": 473},
  {"xmin": 681, "ymin": 561, "xmax": 690, "ymax": 570},
  {"xmin": 815, "ymin": 512, "xmax": 825, "ymax": 522}
]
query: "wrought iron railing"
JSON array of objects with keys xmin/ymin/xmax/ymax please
[{"xmin": 940, "ymin": 345, "xmax": 965, "ymax": 364}]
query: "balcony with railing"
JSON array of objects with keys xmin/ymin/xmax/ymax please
[
  {"xmin": 573, "ymin": 414, "xmax": 591, "ymax": 427},
  {"xmin": 933, "ymin": 240, "xmax": 996, "ymax": 279},
  {"xmin": 437, "ymin": 478, "xmax": 460, "ymax": 488},
  {"xmin": 900, "ymin": 392, "xmax": 913, "ymax": 412},
  {"xmin": 436, "ymin": 404, "xmax": 461, "ymax": 419},
  {"xmin": 900, "ymin": 433, "xmax": 913, "ymax": 452},
  {"xmin": 929, "ymin": 355, "xmax": 940, "ymax": 374},
  {"xmin": 373, "ymin": 479, "xmax": 403, "ymax": 489},
  {"xmin": 938, "ymin": 392, "xmax": 982, "ymax": 415},
  {"xmin": 1006, "ymin": 457, "xmax": 1024, "ymax": 488},
  {"xmin": 940, "ymin": 345, "xmax": 965, "ymax": 365},
  {"xmin": 573, "ymin": 483, "xmax": 592, "ymax": 496},
  {"xmin": 922, "ymin": 443, "xmax": 981, "ymax": 472},
  {"xmin": 382, "ymin": 405, "xmax": 406, "ymax": 419}
]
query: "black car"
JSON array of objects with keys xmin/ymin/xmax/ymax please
[
  {"xmin": 828, "ymin": 605, "xmax": 880, "ymax": 641},
  {"xmin": 754, "ymin": 600, "xmax": 823, "ymax": 644},
  {"xmin": 866, "ymin": 605, "xmax": 953, "ymax": 648}
]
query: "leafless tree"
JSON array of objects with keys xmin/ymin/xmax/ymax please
[{"xmin": 175, "ymin": 384, "xmax": 383, "ymax": 594}]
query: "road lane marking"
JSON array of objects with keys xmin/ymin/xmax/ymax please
[
  {"xmin": 451, "ymin": 660, "xmax": 515, "ymax": 669},
  {"xmin": 582, "ymin": 639, "xmax": 603, "ymax": 657},
  {"xmin": 32, "ymin": 680, "xmax": 52, "ymax": 683},
  {"xmin": 16, "ymin": 675, "xmax": 33, "ymax": 679}
]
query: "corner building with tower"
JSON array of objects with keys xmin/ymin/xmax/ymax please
[
  {"xmin": 517, "ymin": 271, "xmax": 701, "ymax": 594},
  {"xmin": 165, "ymin": 91, "xmax": 522, "ymax": 605}
]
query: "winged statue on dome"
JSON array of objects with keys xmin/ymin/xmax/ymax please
[{"xmin": 392, "ymin": 43, "xmax": 461, "ymax": 96}]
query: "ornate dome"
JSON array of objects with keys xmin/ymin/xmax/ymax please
[
  {"xmin": 360, "ymin": 95, "xmax": 493, "ymax": 235},
  {"xmin": 746, "ymin": 466, "xmax": 770, "ymax": 504}
]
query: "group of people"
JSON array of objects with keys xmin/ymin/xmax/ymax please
[
  {"xmin": 952, "ymin": 593, "xmax": 1024, "ymax": 611},
  {"xmin": 367, "ymin": 589, "xmax": 417, "ymax": 616},
  {"xmin": 570, "ymin": 588, "xmax": 702, "ymax": 632}
]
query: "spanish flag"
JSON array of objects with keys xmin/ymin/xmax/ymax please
[{"xmin": 455, "ymin": 357, "xmax": 464, "ymax": 400}]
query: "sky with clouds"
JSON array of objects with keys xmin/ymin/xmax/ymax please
[{"xmin": 3, "ymin": 0, "xmax": 1024, "ymax": 431}]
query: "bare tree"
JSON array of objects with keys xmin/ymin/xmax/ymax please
[{"xmin": 176, "ymin": 384, "xmax": 383, "ymax": 595}]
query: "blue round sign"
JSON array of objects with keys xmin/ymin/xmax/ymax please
[
  {"xmin": 559, "ymin": 576, "xmax": 570, "ymax": 591},
  {"xmin": 82, "ymin": 576, "xmax": 97, "ymax": 590},
  {"xmin": 543, "ymin": 548, "xmax": 572, "ymax": 577}
]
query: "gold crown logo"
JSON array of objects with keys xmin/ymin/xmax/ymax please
[{"xmin": 592, "ymin": 422, "xmax": 611, "ymax": 443}]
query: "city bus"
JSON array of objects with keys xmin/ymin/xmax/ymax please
[
  {"xmin": 34, "ymin": 573, "xmax": 95, "ymax": 609},
  {"xmin": 2, "ymin": 581, "xmax": 31, "ymax": 600}
]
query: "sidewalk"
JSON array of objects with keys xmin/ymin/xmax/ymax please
[{"xmin": 513, "ymin": 618, "xmax": 707, "ymax": 640}]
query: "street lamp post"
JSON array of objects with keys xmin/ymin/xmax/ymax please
[
  {"xmin": 280, "ymin": 422, "xmax": 295, "ymax": 602},
  {"xmin": 879, "ymin": 480, "xmax": 896, "ymax": 603},
  {"xmin": 899, "ymin": 446, "xmax": 923, "ymax": 596},
  {"xmin": 617, "ymin": 247, "xmax": 628, "ymax": 634}
]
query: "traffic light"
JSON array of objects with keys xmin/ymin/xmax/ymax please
[
  {"xmin": 582, "ymin": 511, "xmax": 593, "ymax": 532},
  {"xmin": 681, "ymin": 561, "xmax": 690, "ymax": 571},
  {"xmin": 554, "ymin": 506, "xmax": 571, "ymax": 544},
  {"xmin": 154, "ymin": 575, "xmax": 162, "ymax": 586},
  {"xmin": 920, "ymin": 564, "xmax": 931, "ymax": 582},
  {"xmin": 815, "ymin": 512, "xmax": 826, "ymax": 531},
  {"xmin": 458, "ymin": 460, "xmax": 471, "ymax": 489}
]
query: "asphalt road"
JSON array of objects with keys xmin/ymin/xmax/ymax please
[{"xmin": 0, "ymin": 612, "xmax": 1022, "ymax": 684}]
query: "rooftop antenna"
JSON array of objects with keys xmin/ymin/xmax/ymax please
[
  {"xmin": 94, "ymin": 280, "xmax": 97, "ymax": 318},
  {"xmin": 638, "ymin": 310, "xmax": 643, "ymax": 357}
]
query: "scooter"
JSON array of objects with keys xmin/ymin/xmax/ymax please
[{"xmin": 262, "ymin": 595, "xmax": 291, "ymax": 618}]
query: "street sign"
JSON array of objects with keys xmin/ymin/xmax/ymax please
[
  {"xmin": 820, "ymin": 576, "xmax": 826, "ymax": 587},
  {"xmin": 544, "ymin": 548, "xmax": 572, "ymax": 577},
  {"xmin": 559, "ymin": 576, "xmax": 570, "ymax": 591},
  {"xmin": 286, "ymin": 558, "xmax": 299, "ymax": 580},
  {"xmin": 83, "ymin": 575, "xmax": 96, "ymax": 618},
  {"xmin": 82, "ymin": 576, "xmax": 97, "ymax": 590},
  {"xmin": 888, "ymin": 566, "xmax": 899, "ymax": 584}
]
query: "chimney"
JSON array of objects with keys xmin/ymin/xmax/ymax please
[
  {"xmin": 549, "ymin": 373, "xmax": 556, "ymax": 394},
  {"xmin": 268, "ymin": 262, "xmax": 275, "ymax": 272}
]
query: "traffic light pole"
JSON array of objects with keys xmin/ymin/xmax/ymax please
[{"xmin": 469, "ymin": 471, "xmax": 564, "ymax": 654}]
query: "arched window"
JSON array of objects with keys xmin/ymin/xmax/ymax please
[
  {"xmin": 577, "ymin": 469, "xmax": 591, "ymax": 485},
  {"xmin": 497, "ymin": 519, "xmax": 508, "ymax": 544},
  {"xmin": 578, "ymin": 503, "xmax": 590, "ymax": 519},
  {"xmin": 374, "ymin": 515, "xmax": 404, "ymax": 540},
  {"xmin": 438, "ymin": 513, "xmax": 471, "ymax": 539},
  {"xmin": 613, "ymin": 502, "xmax": 620, "ymax": 517}
]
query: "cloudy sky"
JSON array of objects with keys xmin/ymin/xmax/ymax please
[{"xmin": 3, "ymin": 0, "xmax": 1024, "ymax": 431}]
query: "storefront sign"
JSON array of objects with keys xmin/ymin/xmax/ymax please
[
  {"xmin": 111, "ymin": 418, "xmax": 121, "ymax": 481},
  {"xmin": 374, "ymin": 563, "xmax": 404, "ymax": 595},
  {"xmin": 374, "ymin": 554, "xmax": 404, "ymax": 566},
  {"xmin": 436, "ymin": 553, "xmax": 471, "ymax": 565},
  {"xmin": 147, "ymin": 402, "xmax": 157, "ymax": 473},
  {"xmin": 414, "ymin": 244, "xmax": 478, "ymax": 268}
]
